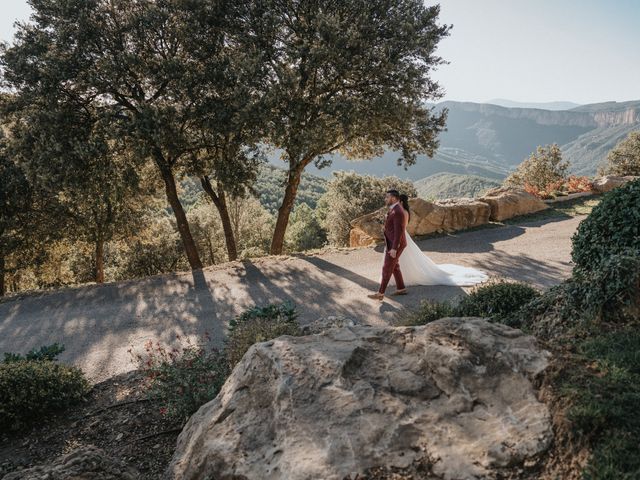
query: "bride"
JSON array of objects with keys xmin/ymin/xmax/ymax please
[{"xmin": 384, "ymin": 194, "xmax": 488, "ymax": 288}]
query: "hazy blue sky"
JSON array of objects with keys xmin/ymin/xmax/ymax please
[{"xmin": 1, "ymin": 0, "xmax": 638, "ymax": 105}]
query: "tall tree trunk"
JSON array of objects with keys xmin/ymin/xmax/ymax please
[
  {"xmin": 270, "ymin": 162, "xmax": 306, "ymax": 255},
  {"xmin": 0, "ymin": 254, "xmax": 5, "ymax": 297},
  {"xmin": 206, "ymin": 235, "xmax": 216, "ymax": 265},
  {"xmin": 95, "ymin": 238, "xmax": 105, "ymax": 283},
  {"xmin": 200, "ymin": 176, "xmax": 238, "ymax": 262},
  {"xmin": 156, "ymin": 159, "xmax": 203, "ymax": 270}
]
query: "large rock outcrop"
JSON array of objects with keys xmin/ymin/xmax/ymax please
[
  {"xmin": 591, "ymin": 175, "xmax": 639, "ymax": 193},
  {"xmin": 3, "ymin": 446, "xmax": 138, "ymax": 480},
  {"xmin": 479, "ymin": 187, "xmax": 549, "ymax": 221},
  {"xmin": 349, "ymin": 198, "xmax": 490, "ymax": 247},
  {"xmin": 166, "ymin": 318, "xmax": 552, "ymax": 480}
]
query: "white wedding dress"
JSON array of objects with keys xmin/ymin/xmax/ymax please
[{"xmin": 383, "ymin": 231, "xmax": 488, "ymax": 287}]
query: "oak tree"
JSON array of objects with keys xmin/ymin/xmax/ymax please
[{"xmin": 240, "ymin": 0, "xmax": 450, "ymax": 254}]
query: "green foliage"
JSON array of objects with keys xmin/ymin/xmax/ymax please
[
  {"xmin": 602, "ymin": 130, "xmax": 640, "ymax": 176},
  {"xmin": 110, "ymin": 215, "xmax": 188, "ymax": 280},
  {"xmin": 3, "ymin": 343, "xmax": 65, "ymax": 363},
  {"xmin": 571, "ymin": 178, "xmax": 640, "ymax": 272},
  {"xmin": 414, "ymin": 173, "xmax": 500, "ymax": 200},
  {"xmin": 0, "ymin": 360, "xmax": 89, "ymax": 431},
  {"xmin": 504, "ymin": 144, "xmax": 569, "ymax": 192},
  {"xmin": 132, "ymin": 335, "xmax": 229, "ymax": 423},
  {"xmin": 520, "ymin": 252, "xmax": 640, "ymax": 343},
  {"xmin": 285, "ymin": 204, "xmax": 327, "ymax": 252},
  {"xmin": 395, "ymin": 300, "xmax": 455, "ymax": 327},
  {"xmin": 559, "ymin": 329, "xmax": 640, "ymax": 479},
  {"xmin": 318, "ymin": 172, "xmax": 417, "ymax": 246},
  {"xmin": 455, "ymin": 281, "xmax": 540, "ymax": 326},
  {"xmin": 188, "ymin": 195, "xmax": 274, "ymax": 265},
  {"xmin": 396, "ymin": 282, "xmax": 539, "ymax": 328},
  {"xmin": 256, "ymin": 165, "xmax": 327, "ymax": 214},
  {"xmin": 226, "ymin": 302, "xmax": 300, "ymax": 367},
  {"xmin": 250, "ymin": 0, "xmax": 449, "ymax": 253}
]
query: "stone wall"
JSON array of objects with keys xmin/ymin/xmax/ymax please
[{"xmin": 349, "ymin": 176, "xmax": 638, "ymax": 247}]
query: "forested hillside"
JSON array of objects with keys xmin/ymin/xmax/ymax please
[{"xmin": 415, "ymin": 173, "xmax": 500, "ymax": 200}]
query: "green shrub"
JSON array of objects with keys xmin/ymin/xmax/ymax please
[
  {"xmin": 601, "ymin": 130, "xmax": 640, "ymax": 177},
  {"xmin": 396, "ymin": 300, "xmax": 455, "ymax": 326},
  {"xmin": 226, "ymin": 302, "xmax": 300, "ymax": 367},
  {"xmin": 316, "ymin": 172, "xmax": 417, "ymax": 246},
  {"xmin": 0, "ymin": 360, "xmax": 89, "ymax": 431},
  {"xmin": 132, "ymin": 334, "xmax": 229, "ymax": 423},
  {"xmin": 572, "ymin": 178, "xmax": 640, "ymax": 272},
  {"xmin": 3, "ymin": 343, "xmax": 65, "ymax": 363},
  {"xmin": 456, "ymin": 281, "xmax": 540, "ymax": 326},
  {"xmin": 574, "ymin": 252, "xmax": 640, "ymax": 321},
  {"xmin": 520, "ymin": 252, "xmax": 640, "ymax": 340},
  {"xmin": 561, "ymin": 329, "xmax": 640, "ymax": 479}
]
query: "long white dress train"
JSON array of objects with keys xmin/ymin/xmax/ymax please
[{"xmin": 383, "ymin": 231, "xmax": 488, "ymax": 287}]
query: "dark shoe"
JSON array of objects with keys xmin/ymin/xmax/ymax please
[{"xmin": 390, "ymin": 289, "xmax": 408, "ymax": 296}]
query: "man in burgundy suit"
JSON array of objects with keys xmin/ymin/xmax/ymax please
[{"xmin": 368, "ymin": 189, "xmax": 407, "ymax": 301}]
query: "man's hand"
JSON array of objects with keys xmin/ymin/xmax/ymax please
[{"xmin": 389, "ymin": 249, "xmax": 397, "ymax": 258}]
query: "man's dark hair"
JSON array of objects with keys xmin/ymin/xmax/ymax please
[{"xmin": 386, "ymin": 189, "xmax": 400, "ymax": 198}]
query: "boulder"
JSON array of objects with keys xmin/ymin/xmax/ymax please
[
  {"xmin": 3, "ymin": 446, "xmax": 138, "ymax": 480},
  {"xmin": 410, "ymin": 198, "xmax": 490, "ymax": 236},
  {"xmin": 349, "ymin": 198, "xmax": 490, "ymax": 247},
  {"xmin": 349, "ymin": 226, "xmax": 379, "ymax": 248},
  {"xmin": 479, "ymin": 187, "xmax": 548, "ymax": 221},
  {"xmin": 591, "ymin": 175, "xmax": 639, "ymax": 193},
  {"xmin": 349, "ymin": 209, "xmax": 386, "ymax": 246},
  {"xmin": 166, "ymin": 318, "xmax": 552, "ymax": 480}
]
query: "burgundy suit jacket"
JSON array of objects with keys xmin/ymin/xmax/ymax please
[{"xmin": 383, "ymin": 203, "xmax": 407, "ymax": 252}]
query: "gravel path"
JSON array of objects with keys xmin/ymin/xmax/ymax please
[{"xmin": 0, "ymin": 216, "xmax": 582, "ymax": 382}]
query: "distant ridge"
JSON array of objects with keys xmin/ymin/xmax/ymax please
[
  {"xmin": 267, "ymin": 99, "xmax": 640, "ymax": 179},
  {"xmin": 486, "ymin": 99, "xmax": 582, "ymax": 111}
]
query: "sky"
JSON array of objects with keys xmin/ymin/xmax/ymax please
[{"xmin": 1, "ymin": 0, "xmax": 638, "ymax": 105}]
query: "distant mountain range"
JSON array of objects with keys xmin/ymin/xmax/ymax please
[
  {"xmin": 268, "ymin": 99, "xmax": 640, "ymax": 179},
  {"xmin": 486, "ymin": 99, "xmax": 582, "ymax": 110}
]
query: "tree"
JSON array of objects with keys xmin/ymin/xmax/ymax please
[
  {"xmin": 504, "ymin": 144, "xmax": 569, "ymax": 192},
  {"xmin": 0, "ymin": 127, "xmax": 65, "ymax": 296},
  {"xmin": 285, "ymin": 203, "xmax": 326, "ymax": 252},
  {"xmin": 0, "ymin": 140, "xmax": 32, "ymax": 296},
  {"xmin": 5, "ymin": 99, "xmax": 150, "ymax": 283},
  {"xmin": 239, "ymin": 0, "xmax": 449, "ymax": 254},
  {"xmin": 602, "ymin": 131, "xmax": 640, "ymax": 176},
  {"xmin": 188, "ymin": 195, "xmax": 274, "ymax": 263},
  {"xmin": 1, "ymin": 0, "xmax": 254, "ymax": 270},
  {"xmin": 317, "ymin": 172, "xmax": 417, "ymax": 246},
  {"xmin": 195, "ymin": 141, "xmax": 264, "ymax": 263}
]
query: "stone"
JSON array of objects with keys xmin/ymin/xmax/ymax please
[
  {"xmin": 349, "ymin": 209, "xmax": 386, "ymax": 246},
  {"xmin": 410, "ymin": 198, "xmax": 490, "ymax": 236},
  {"xmin": 349, "ymin": 226, "xmax": 379, "ymax": 248},
  {"xmin": 591, "ymin": 175, "xmax": 639, "ymax": 193},
  {"xmin": 166, "ymin": 318, "xmax": 552, "ymax": 480},
  {"xmin": 349, "ymin": 198, "xmax": 490, "ymax": 247},
  {"xmin": 479, "ymin": 187, "xmax": 549, "ymax": 221},
  {"xmin": 3, "ymin": 446, "xmax": 138, "ymax": 480},
  {"xmin": 300, "ymin": 315, "xmax": 361, "ymax": 335}
]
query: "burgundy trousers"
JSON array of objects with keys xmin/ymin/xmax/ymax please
[{"xmin": 378, "ymin": 246, "xmax": 406, "ymax": 294}]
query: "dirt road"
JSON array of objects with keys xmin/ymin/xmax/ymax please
[{"xmin": 0, "ymin": 216, "xmax": 581, "ymax": 382}]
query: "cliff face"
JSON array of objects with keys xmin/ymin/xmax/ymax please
[{"xmin": 592, "ymin": 108, "xmax": 640, "ymax": 127}]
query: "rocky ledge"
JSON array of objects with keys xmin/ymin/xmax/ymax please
[{"xmin": 166, "ymin": 318, "xmax": 552, "ymax": 480}]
